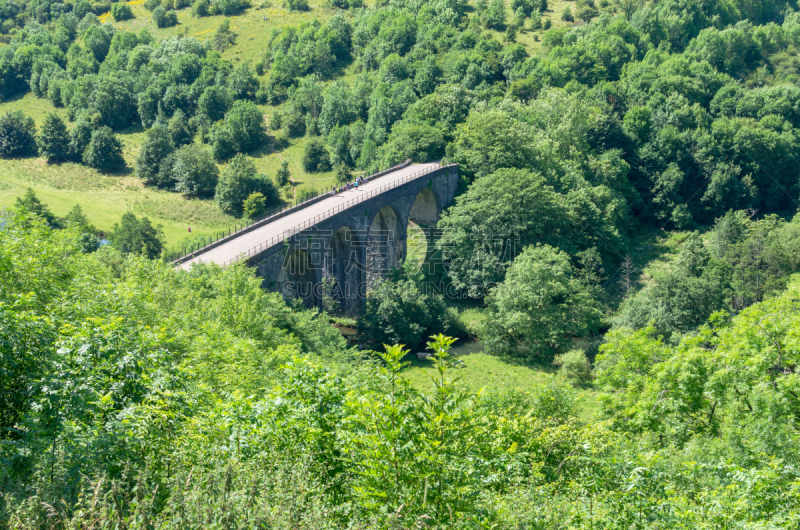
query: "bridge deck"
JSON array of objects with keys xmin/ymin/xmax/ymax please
[{"xmin": 179, "ymin": 162, "xmax": 440, "ymax": 269}]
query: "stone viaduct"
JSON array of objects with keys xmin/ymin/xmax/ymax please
[{"xmin": 177, "ymin": 162, "xmax": 459, "ymax": 314}]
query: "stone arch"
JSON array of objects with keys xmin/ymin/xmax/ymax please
[
  {"xmin": 328, "ymin": 225, "xmax": 365, "ymax": 315},
  {"xmin": 409, "ymin": 186, "xmax": 440, "ymax": 226},
  {"xmin": 368, "ymin": 204, "xmax": 405, "ymax": 283},
  {"xmin": 277, "ymin": 248, "xmax": 319, "ymax": 309},
  {"xmin": 406, "ymin": 187, "xmax": 441, "ymax": 269}
]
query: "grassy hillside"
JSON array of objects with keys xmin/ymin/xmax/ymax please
[{"xmin": 0, "ymin": 0, "xmax": 582, "ymax": 246}]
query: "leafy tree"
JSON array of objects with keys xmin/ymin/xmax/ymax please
[
  {"xmin": 36, "ymin": 112, "xmax": 70, "ymax": 162},
  {"xmin": 68, "ymin": 117, "xmax": 94, "ymax": 162},
  {"xmin": 511, "ymin": 0, "xmax": 546, "ymax": 15},
  {"xmin": 136, "ymin": 125, "xmax": 174, "ymax": 187},
  {"xmin": 334, "ymin": 163, "xmax": 351, "ymax": 184},
  {"xmin": 215, "ymin": 153, "xmax": 278, "ymax": 217},
  {"xmin": 450, "ymin": 105, "xmax": 536, "ymax": 181},
  {"xmin": 358, "ymin": 273, "xmax": 465, "ymax": 350},
  {"xmin": 614, "ymin": 232, "xmax": 731, "ymax": 340},
  {"xmin": 65, "ymin": 203, "xmax": 97, "ymax": 235},
  {"xmin": 213, "ymin": 19, "xmax": 236, "ymax": 52},
  {"xmin": 561, "ymin": 5, "xmax": 573, "ymax": 21},
  {"xmin": 379, "ymin": 121, "xmax": 445, "ymax": 166},
  {"xmin": 242, "ymin": 191, "xmax": 266, "ymax": 218},
  {"xmin": 530, "ymin": 8, "xmax": 542, "ymax": 29},
  {"xmin": 209, "ymin": 123, "xmax": 237, "ymax": 161},
  {"xmin": 0, "ymin": 111, "xmax": 36, "ymax": 158},
  {"xmin": 192, "ymin": 0, "xmax": 210, "ymax": 16},
  {"xmin": 284, "ymin": 0, "xmax": 309, "ymax": 11},
  {"xmin": 82, "ymin": 126, "xmax": 125, "ymax": 172},
  {"xmin": 283, "ymin": 108, "xmax": 306, "ymax": 138},
  {"xmin": 228, "ymin": 62, "xmax": 259, "ymax": 100},
  {"xmin": 482, "ymin": 244, "xmax": 603, "ymax": 357},
  {"xmin": 505, "ymin": 23, "xmax": 518, "ymax": 42},
  {"xmin": 513, "ymin": 7, "xmax": 526, "ymax": 28},
  {"xmin": 83, "ymin": 24, "xmax": 111, "ymax": 61},
  {"xmin": 553, "ymin": 349, "xmax": 593, "ymax": 387},
  {"xmin": 226, "ymin": 100, "xmax": 267, "ymax": 152},
  {"xmin": 576, "ymin": 4, "xmax": 598, "ymax": 22},
  {"xmin": 173, "ymin": 144, "xmax": 219, "ymax": 197},
  {"xmin": 152, "ymin": 6, "xmax": 178, "ymax": 27},
  {"xmin": 276, "ymin": 160, "xmax": 291, "ymax": 186},
  {"xmin": 167, "ymin": 109, "xmax": 193, "ymax": 147},
  {"xmin": 110, "ymin": 212, "xmax": 164, "ymax": 258},
  {"xmin": 484, "ymin": 0, "xmax": 506, "ymax": 29},
  {"xmin": 14, "ymin": 188, "xmax": 60, "ymax": 227},
  {"xmin": 327, "ymin": 125, "xmax": 352, "ymax": 166},
  {"xmin": 435, "ymin": 168, "xmax": 573, "ymax": 297},
  {"xmin": 77, "ymin": 232, "xmax": 101, "ymax": 253},
  {"xmin": 216, "ymin": 0, "xmax": 243, "ymax": 15},
  {"xmin": 198, "ymin": 85, "xmax": 232, "ymax": 122},
  {"xmin": 302, "ymin": 138, "xmax": 332, "ymax": 172},
  {"xmin": 111, "ymin": 3, "xmax": 133, "ymax": 20}
]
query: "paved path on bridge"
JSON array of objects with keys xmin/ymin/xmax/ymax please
[{"xmin": 179, "ymin": 162, "xmax": 440, "ymax": 270}]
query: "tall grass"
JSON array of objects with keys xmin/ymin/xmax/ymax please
[{"xmin": 132, "ymin": 196, "xmax": 235, "ymax": 227}]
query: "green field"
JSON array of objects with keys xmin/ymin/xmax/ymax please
[{"xmin": 404, "ymin": 341, "xmax": 598, "ymax": 420}]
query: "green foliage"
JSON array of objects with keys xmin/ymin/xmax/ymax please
[
  {"xmin": 167, "ymin": 109, "xmax": 193, "ymax": 147},
  {"xmin": 302, "ymin": 137, "xmax": 331, "ymax": 172},
  {"xmin": 14, "ymin": 188, "xmax": 61, "ymax": 227},
  {"xmin": 36, "ymin": 112, "xmax": 70, "ymax": 162},
  {"xmin": 213, "ymin": 19, "xmax": 237, "ymax": 51},
  {"xmin": 513, "ymin": 7, "xmax": 526, "ymax": 29},
  {"xmin": 378, "ymin": 120, "xmax": 445, "ymax": 166},
  {"xmin": 136, "ymin": 124, "xmax": 174, "ymax": 187},
  {"xmin": 576, "ymin": 4, "xmax": 598, "ymax": 22},
  {"xmin": 228, "ymin": 62, "xmax": 259, "ymax": 100},
  {"xmin": 484, "ymin": 0, "xmax": 506, "ymax": 29},
  {"xmin": 152, "ymin": 6, "xmax": 178, "ymax": 27},
  {"xmin": 553, "ymin": 349, "xmax": 594, "ymax": 387},
  {"xmin": 505, "ymin": 22, "xmax": 518, "ymax": 42},
  {"xmin": 358, "ymin": 266, "xmax": 466, "ymax": 351},
  {"xmin": 68, "ymin": 117, "xmax": 94, "ymax": 162},
  {"xmin": 198, "ymin": 86, "xmax": 232, "ymax": 123},
  {"xmin": 436, "ymin": 167, "xmax": 623, "ymax": 298},
  {"xmin": 283, "ymin": 0, "xmax": 308, "ymax": 10},
  {"xmin": 242, "ymin": 191, "xmax": 266, "ymax": 218},
  {"xmin": 5, "ymin": 3, "xmax": 800, "ymax": 527},
  {"xmin": 209, "ymin": 122, "xmax": 237, "ymax": 161},
  {"xmin": 111, "ymin": 3, "xmax": 134, "ymax": 21},
  {"xmin": 226, "ymin": 100, "xmax": 267, "ymax": 152},
  {"xmin": 275, "ymin": 159, "xmax": 290, "ymax": 186},
  {"xmin": 482, "ymin": 244, "xmax": 604, "ymax": 357},
  {"xmin": 191, "ymin": 0, "xmax": 210, "ymax": 16},
  {"xmin": 111, "ymin": 211, "xmax": 165, "ymax": 258},
  {"xmin": 172, "ymin": 144, "xmax": 219, "ymax": 197},
  {"xmin": 215, "ymin": 0, "xmax": 243, "ymax": 16},
  {"xmin": 283, "ymin": 108, "xmax": 306, "ymax": 138},
  {"xmin": 0, "ymin": 111, "xmax": 36, "ymax": 158},
  {"xmin": 334, "ymin": 163, "xmax": 350, "ymax": 184},
  {"xmin": 82, "ymin": 126, "xmax": 125, "ymax": 172},
  {"xmin": 614, "ymin": 220, "xmax": 800, "ymax": 340},
  {"xmin": 3, "ymin": 209, "xmax": 800, "ymax": 527},
  {"xmin": 215, "ymin": 153, "xmax": 279, "ymax": 217}
]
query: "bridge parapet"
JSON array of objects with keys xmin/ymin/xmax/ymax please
[{"xmin": 234, "ymin": 162, "xmax": 455, "ymax": 267}]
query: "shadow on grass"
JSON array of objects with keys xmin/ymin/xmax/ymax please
[{"xmin": 119, "ymin": 123, "xmax": 145, "ymax": 135}]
